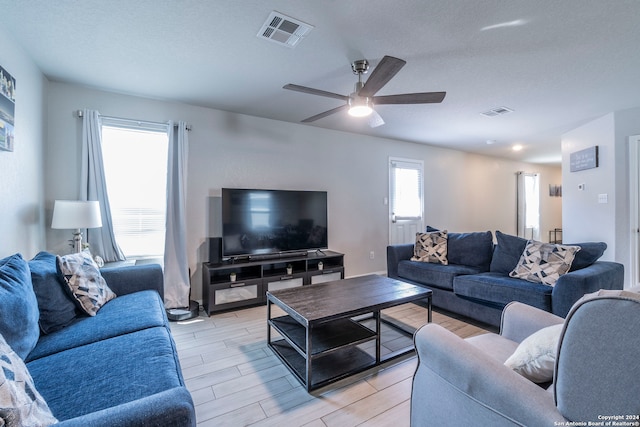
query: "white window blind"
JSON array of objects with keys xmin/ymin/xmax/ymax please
[
  {"xmin": 101, "ymin": 120, "xmax": 169, "ymax": 258},
  {"xmin": 390, "ymin": 159, "xmax": 423, "ymax": 220}
]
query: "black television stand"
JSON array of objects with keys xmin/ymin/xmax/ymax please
[{"xmin": 202, "ymin": 250, "xmax": 344, "ymax": 315}]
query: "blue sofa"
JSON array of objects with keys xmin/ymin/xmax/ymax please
[
  {"xmin": 387, "ymin": 230, "xmax": 625, "ymax": 327},
  {"xmin": 0, "ymin": 252, "xmax": 196, "ymax": 426}
]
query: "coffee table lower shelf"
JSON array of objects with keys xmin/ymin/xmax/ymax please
[{"xmin": 270, "ymin": 340, "xmax": 377, "ymax": 390}]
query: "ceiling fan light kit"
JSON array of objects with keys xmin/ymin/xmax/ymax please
[
  {"xmin": 348, "ymin": 81, "xmax": 373, "ymax": 117},
  {"xmin": 284, "ymin": 55, "xmax": 446, "ymax": 126}
]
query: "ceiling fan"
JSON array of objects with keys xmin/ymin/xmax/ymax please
[{"xmin": 283, "ymin": 55, "xmax": 446, "ymax": 128}]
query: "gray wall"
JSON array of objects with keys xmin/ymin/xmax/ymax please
[
  {"xmin": 0, "ymin": 26, "xmax": 47, "ymax": 258},
  {"xmin": 45, "ymin": 82, "xmax": 561, "ymax": 301}
]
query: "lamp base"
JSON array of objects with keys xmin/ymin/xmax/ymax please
[
  {"xmin": 72, "ymin": 229, "xmax": 83, "ymax": 253},
  {"xmin": 166, "ymin": 301, "xmax": 199, "ymax": 321}
]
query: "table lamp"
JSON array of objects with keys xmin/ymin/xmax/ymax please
[{"xmin": 51, "ymin": 200, "xmax": 102, "ymax": 252}]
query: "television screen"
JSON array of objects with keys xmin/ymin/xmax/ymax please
[{"xmin": 221, "ymin": 188, "xmax": 328, "ymax": 257}]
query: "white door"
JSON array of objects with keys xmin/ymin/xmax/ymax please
[{"xmin": 389, "ymin": 157, "xmax": 424, "ymax": 245}]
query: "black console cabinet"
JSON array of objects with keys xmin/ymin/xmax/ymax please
[{"xmin": 202, "ymin": 251, "xmax": 344, "ymax": 315}]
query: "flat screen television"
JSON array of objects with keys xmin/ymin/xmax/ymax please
[{"xmin": 221, "ymin": 188, "xmax": 328, "ymax": 258}]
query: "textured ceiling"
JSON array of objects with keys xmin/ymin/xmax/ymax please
[{"xmin": 3, "ymin": 0, "xmax": 640, "ymax": 164}]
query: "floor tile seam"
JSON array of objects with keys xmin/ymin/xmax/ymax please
[
  {"xmin": 319, "ymin": 376, "xmax": 413, "ymax": 426},
  {"xmin": 194, "ymin": 378, "xmax": 286, "ymax": 423}
]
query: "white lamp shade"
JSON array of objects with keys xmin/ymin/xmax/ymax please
[{"xmin": 51, "ymin": 200, "xmax": 102, "ymax": 230}]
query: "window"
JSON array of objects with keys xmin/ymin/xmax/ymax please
[
  {"xmin": 101, "ymin": 120, "xmax": 169, "ymax": 258},
  {"xmin": 517, "ymin": 172, "xmax": 540, "ymax": 240},
  {"xmin": 390, "ymin": 159, "xmax": 423, "ymax": 221}
]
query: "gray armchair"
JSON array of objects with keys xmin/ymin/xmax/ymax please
[{"xmin": 411, "ymin": 289, "xmax": 640, "ymax": 426}]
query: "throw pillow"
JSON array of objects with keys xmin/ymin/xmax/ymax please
[
  {"xmin": 566, "ymin": 241, "xmax": 607, "ymax": 271},
  {"xmin": 0, "ymin": 254, "xmax": 40, "ymax": 360},
  {"xmin": 489, "ymin": 231, "xmax": 528, "ymax": 274},
  {"xmin": 0, "ymin": 333, "xmax": 58, "ymax": 426},
  {"xmin": 425, "ymin": 227, "xmax": 494, "ymax": 269},
  {"xmin": 411, "ymin": 231, "xmax": 448, "ymax": 265},
  {"xmin": 29, "ymin": 252, "xmax": 79, "ymax": 334},
  {"xmin": 504, "ymin": 323, "xmax": 564, "ymax": 383},
  {"xmin": 57, "ymin": 249, "xmax": 116, "ymax": 316},
  {"xmin": 509, "ymin": 241, "xmax": 581, "ymax": 286}
]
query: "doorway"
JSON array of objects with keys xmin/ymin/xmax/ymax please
[{"xmin": 389, "ymin": 157, "xmax": 424, "ymax": 245}]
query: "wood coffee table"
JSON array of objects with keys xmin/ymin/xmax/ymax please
[{"xmin": 266, "ymin": 274, "xmax": 432, "ymax": 391}]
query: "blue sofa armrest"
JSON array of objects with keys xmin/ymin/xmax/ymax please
[
  {"xmin": 56, "ymin": 387, "xmax": 195, "ymax": 427},
  {"xmin": 552, "ymin": 261, "xmax": 624, "ymax": 317},
  {"xmin": 386, "ymin": 244, "xmax": 414, "ymax": 278},
  {"xmin": 100, "ymin": 264, "xmax": 164, "ymax": 301}
]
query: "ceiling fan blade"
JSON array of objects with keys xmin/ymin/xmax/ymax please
[
  {"xmin": 283, "ymin": 84, "xmax": 348, "ymax": 101},
  {"xmin": 374, "ymin": 92, "xmax": 446, "ymax": 105},
  {"xmin": 358, "ymin": 56, "xmax": 406, "ymax": 97},
  {"xmin": 368, "ymin": 110, "xmax": 385, "ymax": 128},
  {"xmin": 301, "ymin": 104, "xmax": 349, "ymax": 123}
]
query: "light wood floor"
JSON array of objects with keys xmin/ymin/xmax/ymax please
[{"xmin": 169, "ymin": 301, "xmax": 496, "ymax": 427}]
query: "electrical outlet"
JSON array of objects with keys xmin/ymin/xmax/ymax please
[{"xmin": 369, "ymin": 251, "xmax": 375, "ymax": 260}]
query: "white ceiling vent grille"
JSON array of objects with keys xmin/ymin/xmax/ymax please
[
  {"xmin": 481, "ymin": 106, "xmax": 514, "ymax": 117},
  {"xmin": 257, "ymin": 11, "xmax": 313, "ymax": 48}
]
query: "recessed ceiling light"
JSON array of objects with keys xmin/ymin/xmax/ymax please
[{"xmin": 512, "ymin": 144, "xmax": 523, "ymax": 151}]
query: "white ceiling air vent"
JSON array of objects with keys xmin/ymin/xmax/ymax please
[
  {"xmin": 481, "ymin": 106, "xmax": 514, "ymax": 117},
  {"xmin": 257, "ymin": 11, "xmax": 314, "ymax": 48}
]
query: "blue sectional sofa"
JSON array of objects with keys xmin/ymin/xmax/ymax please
[
  {"xmin": 0, "ymin": 251, "xmax": 195, "ymax": 426},
  {"xmin": 387, "ymin": 230, "xmax": 625, "ymax": 327}
]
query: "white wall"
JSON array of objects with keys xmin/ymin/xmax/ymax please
[
  {"xmin": 562, "ymin": 114, "xmax": 617, "ymax": 254},
  {"xmin": 46, "ymin": 82, "xmax": 561, "ymax": 301},
  {"xmin": 0, "ymin": 27, "xmax": 47, "ymax": 259},
  {"xmin": 562, "ymin": 107, "xmax": 640, "ymax": 287}
]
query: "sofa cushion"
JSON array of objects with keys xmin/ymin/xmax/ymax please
[
  {"xmin": 566, "ymin": 241, "xmax": 607, "ymax": 271},
  {"xmin": 26, "ymin": 290, "xmax": 167, "ymax": 362},
  {"xmin": 29, "ymin": 252, "xmax": 79, "ymax": 334},
  {"xmin": 489, "ymin": 231, "xmax": 527, "ymax": 274},
  {"xmin": 509, "ymin": 241, "xmax": 581, "ymax": 286},
  {"xmin": 447, "ymin": 231, "xmax": 494, "ymax": 270},
  {"xmin": 412, "ymin": 230, "xmax": 448, "ymax": 264},
  {"xmin": 504, "ymin": 323, "xmax": 563, "ymax": 383},
  {"xmin": 398, "ymin": 260, "xmax": 484, "ymax": 291},
  {"xmin": 57, "ymin": 250, "xmax": 116, "ymax": 316},
  {"xmin": 0, "ymin": 254, "xmax": 40, "ymax": 360},
  {"xmin": 27, "ymin": 326, "xmax": 183, "ymax": 421},
  {"xmin": 0, "ymin": 333, "xmax": 58, "ymax": 426},
  {"xmin": 454, "ymin": 272, "xmax": 552, "ymax": 312}
]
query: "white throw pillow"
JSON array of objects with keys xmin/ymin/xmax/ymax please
[{"xmin": 504, "ymin": 323, "xmax": 564, "ymax": 383}]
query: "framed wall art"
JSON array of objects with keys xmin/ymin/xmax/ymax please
[{"xmin": 0, "ymin": 65, "xmax": 16, "ymax": 152}]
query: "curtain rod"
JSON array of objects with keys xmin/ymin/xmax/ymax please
[{"xmin": 76, "ymin": 110, "xmax": 192, "ymax": 131}]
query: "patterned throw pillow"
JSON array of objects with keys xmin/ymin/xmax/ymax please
[
  {"xmin": 0, "ymin": 333, "xmax": 58, "ymax": 426},
  {"xmin": 57, "ymin": 249, "xmax": 116, "ymax": 316},
  {"xmin": 411, "ymin": 231, "xmax": 448, "ymax": 265},
  {"xmin": 509, "ymin": 240, "xmax": 581, "ymax": 286}
]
